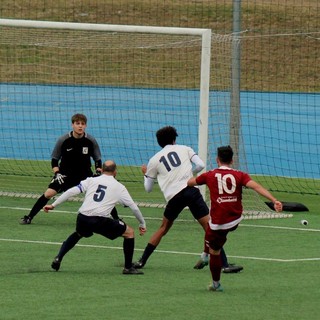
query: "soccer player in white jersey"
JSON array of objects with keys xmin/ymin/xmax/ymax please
[
  {"xmin": 43, "ymin": 160, "xmax": 147, "ymax": 275},
  {"xmin": 133, "ymin": 126, "xmax": 241, "ymax": 272}
]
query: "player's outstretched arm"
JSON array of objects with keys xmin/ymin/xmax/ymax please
[
  {"xmin": 246, "ymin": 180, "xmax": 283, "ymax": 212},
  {"xmin": 139, "ymin": 227, "xmax": 147, "ymax": 236},
  {"xmin": 119, "ymin": 188, "xmax": 147, "ymax": 230},
  {"xmin": 43, "ymin": 204, "xmax": 55, "ymax": 212},
  {"xmin": 43, "ymin": 185, "xmax": 82, "ymax": 213}
]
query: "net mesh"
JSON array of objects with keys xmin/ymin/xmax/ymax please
[{"xmin": 0, "ymin": 23, "xmax": 292, "ymax": 219}]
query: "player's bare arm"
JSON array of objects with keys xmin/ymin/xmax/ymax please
[
  {"xmin": 141, "ymin": 164, "xmax": 147, "ymax": 175},
  {"xmin": 246, "ymin": 180, "xmax": 283, "ymax": 212},
  {"xmin": 187, "ymin": 177, "xmax": 198, "ymax": 187},
  {"xmin": 43, "ymin": 204, "xmax": 55, "ymax": 212},
  {"xmin": 139, "ymin": 227, "xmax": 147, "ymax": 236}
]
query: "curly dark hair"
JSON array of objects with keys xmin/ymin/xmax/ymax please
[{"xmin": 156, "ymin": 126, "xmax": 178, "ymax": 148}]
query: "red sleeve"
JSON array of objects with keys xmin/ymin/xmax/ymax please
[
  {"xmin": 242, "ymin": 172, "xmax": 252, "ymax": 186},
  {"xmin": 195, "ymin": 172, "xmax": 207, "ymax": 185}
]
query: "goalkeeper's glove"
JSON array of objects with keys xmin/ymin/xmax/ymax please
[
  {"xmin": 93, "ymin": 169, "xmax": 101, "ymax": 177},
  {"xmin": 54, "ymin": 172, "xmax": 66, "ymax": 185}
]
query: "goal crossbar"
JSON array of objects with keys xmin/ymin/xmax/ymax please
[
  {"xmin": 0, "ymin": 19, "xmax": 292, "ymax": 219},
  {"xmin": 0, "ymin": 18, "xmax": 211, "ymax": 200},
  {"xmin": 0, "ymin": 18, "xmax": 210, "ymax": 36}
]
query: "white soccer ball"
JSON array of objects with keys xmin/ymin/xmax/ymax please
[{"xmin": 300, "ymin": 219, "xmax": 308, "ymax": 226}]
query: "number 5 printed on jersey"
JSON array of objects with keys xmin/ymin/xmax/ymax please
[{"xmin": 93, "ymin": 184, "xmax": 107, "ymax": 202}]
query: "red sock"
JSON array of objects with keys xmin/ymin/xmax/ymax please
[{"xmin": 210, "ymin": 253, "xmax": 222, "ymax": 282}]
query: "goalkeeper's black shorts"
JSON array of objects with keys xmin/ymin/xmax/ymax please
[{"xmin": 48, "ymin": 176, "xmax": 82, "ymax": 193}]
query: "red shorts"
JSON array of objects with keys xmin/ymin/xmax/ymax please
[{"xmin": 205, "ymin": 224, "xmax": 239, "ymax": 251}]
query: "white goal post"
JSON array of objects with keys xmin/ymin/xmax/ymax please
[
  {"xmin": 0, "ymin": 18, "xmax": 211, "ymax": 197},
  {"xmin": 0, "ymin": 18, "xmax": 211, "ymax": 168},
  {"xmin": 0, "ymin": 19, "xmax": 292, "ymax": 219}
]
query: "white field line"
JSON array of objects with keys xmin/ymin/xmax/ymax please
[
  {"xmin": 1, "ymin": 206, "xmax": 319, "ymax": 231},
  {"xmin": 239, "ymin": 224, "xmax": 320, "ymax": 233},
  {"xmin": 0, "ymin": 237, "xmax": 320, "ymax": 262},
  {"xmin": 1, "ymin": 206, "xmax": 319, "ymax": 262}
]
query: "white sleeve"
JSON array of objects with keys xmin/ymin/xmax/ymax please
[
  {"xmin": 144, "ymin": 175, "xmax": 155, "ymax": 192},
  {"xmin": 128, "ymin": 203, "xmax": 146, "ymax": 228},
  {"xmin": 119, "ymin": 188, "xmax": 146, "ymax": 228},
  {"xmin": 191, "ymin": 154, "xmax": 205, "ymax": 174},
  {"xmin": 51, "ymin": 185, "xmax": 82, "ymax": 207}
]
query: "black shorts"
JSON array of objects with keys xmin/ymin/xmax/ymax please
[
  {"xmin": 76, "ymin": 213, "xmax": 127, "ymax": 240},
  {"xmin": 48, "ymin": 176, "xmax": 84, "ymax": 193},
  {"xmin": 163, "ymin": 186, "xmax": 209, "ymax": 221}
]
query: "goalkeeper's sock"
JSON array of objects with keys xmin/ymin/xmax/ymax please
[
  {"xmin": 57, "ymin": 232, "xmax": 82, "ymax": 261},
  {"xmin": 28, "ymin": 194, "xmax": 49, "ymax": 219},
  {"xmin": 123, "ymin": 238, "xmax": 135, "ymax": 269}
]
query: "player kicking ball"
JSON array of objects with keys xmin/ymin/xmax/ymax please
[{"xmin": 188, "ymin": 146, "xmax": 282, "ymax": 292}]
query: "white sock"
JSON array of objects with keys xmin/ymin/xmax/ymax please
[{"xmin": 200, "ymin": 252, "xmax": 208, "ymax": 260}]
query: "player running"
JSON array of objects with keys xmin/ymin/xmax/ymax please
[{"xmin": 133, "ymin": 126, "xmax": 241, "ymax": 271}]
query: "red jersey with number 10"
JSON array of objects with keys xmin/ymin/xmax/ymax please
[{"xmin": 195, "ymin": 166, "xmax": 252, "ymax": 230}]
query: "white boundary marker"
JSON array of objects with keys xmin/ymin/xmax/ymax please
[
  {"xmin": 1, "ymin": 205, "xmax": 319, "ymax": 263},
  {"xmin": 0, "ymin": 192, "xmax": 293, "ymax": 219},
  {"xmin": 0, "ymin": 237, "xmax": 319, "ymax": 263},
  {"xmin": 0, "ymin": 205, "xmax": 317, "ymax": 228}
]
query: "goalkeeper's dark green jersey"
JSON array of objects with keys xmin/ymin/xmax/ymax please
[{"xmin": 51, "ymin": 131, "xmax": 101, "ymax": 181}]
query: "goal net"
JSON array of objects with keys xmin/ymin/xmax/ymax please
[{"xmin": 0, "ymin": 19, "xmax": 291, "ymax": 219}]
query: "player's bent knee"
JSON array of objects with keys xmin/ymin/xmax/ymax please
[
  {"xmin": 44, "ymin": 189, "xmax": 57, "ymax": 199},
  {"xmin": 122, "ymin": 225, "xmax": 134, "ymax": 238},
  {"xmin": 209, "ymin": 248, "xmax": 221, "ymax": 255}
]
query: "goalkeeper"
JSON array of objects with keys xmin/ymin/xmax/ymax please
[{"xmin": 20, "ymin": 113, "xmax": 118, "ymax": 224}]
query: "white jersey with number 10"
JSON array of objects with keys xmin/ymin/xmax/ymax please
[{"xmin": 146, "ymin": 144, "xmax": 201, "ymax": 201}]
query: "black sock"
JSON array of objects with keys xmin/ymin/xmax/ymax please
[
  {"xmin": 141, "ymin": 243, "xmax": 157, "ymax": 263},
  {"xmin": 220, "ymin": 247, "xmax": 228, "ymax": 268},
  {"xmin": 57, "ymin": 232, "xmax": 82, "ymax": 261},
  {"xmin": 123, "ymin": 238, "xmax": 135, "ymax": 269},
  {"xmin": 28, "ymin": 194, "xmax": 49, "ymax": 219}
]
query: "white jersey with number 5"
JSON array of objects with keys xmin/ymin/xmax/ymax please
[
  {"xmin": 77, "ymin": 175, "xmax": 137, "ymax": 217},
  {"xmin": 146, "ymin": 144, "xmax": 200, "ymax": 201},
  {"xmin": 51, "ymin": 175, "xmax": 146, "ymax": 227}
]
